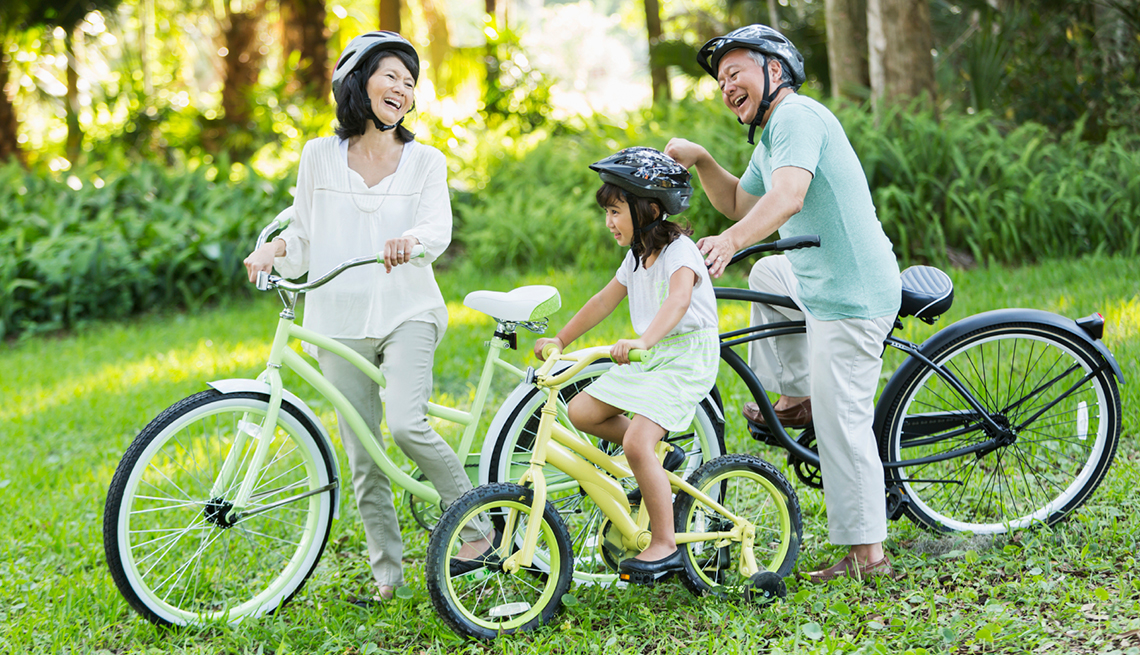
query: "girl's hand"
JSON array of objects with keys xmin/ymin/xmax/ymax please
[
  {"xmin": 384, "ymin": 236, "xmax": 420, "ymax": 273},
  {"xmin": 663, "ymin": 138, "xmax": 707, "ymax": 169},
  {"xmin": 243, "ymin": 241, "xmax": 281, "ymax": 284},
  {"xmin": 611, "ymin": 338, "xmax": 647, "ymax": 365},
  {"xmin": 534, "ymin": 336, "xmax": 564, "ymax": 361}
]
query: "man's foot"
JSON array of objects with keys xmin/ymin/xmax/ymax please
[
  {"xmin": 805, "ymin": 553, "xmax": 894, "ymax": 583},
  {"xmin": 742, "ymin": 398, "xmax": 813, "ymax": 428},
  {"xmin": 619, "ymin": 548, "xmax": 684, "ymax": 585}
]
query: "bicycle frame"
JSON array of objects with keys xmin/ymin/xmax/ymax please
[
  {"xmin": 501, "ymin": 347, "xmax": 765, "ymax": 580},
  {"xmin": 713, "ymin": 286, "xmax": 1046, "ymax": 472},
  {"xmin": 214, "ymin": 303, "xmax": 532, "ymax": 521}
]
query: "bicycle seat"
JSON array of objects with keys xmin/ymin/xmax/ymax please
[
  {"xmin": 899, "ymin": 266, "xmax": 954, "ymax": 323},
  {"xmin": 463, "ymin": 285, "xmax": 562, "ymax": 322}
]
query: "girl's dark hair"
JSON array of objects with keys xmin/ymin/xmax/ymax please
[
  {"xmin": 596, "ymin": 182, "xmax": 692, "ymax": 270},
  {"xmin": 334, "ymin": 49, "xmax": 418, "ymax": 143}
]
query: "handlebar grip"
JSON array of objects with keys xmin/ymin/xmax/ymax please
[
  {"xmin": 541, "ymin": 342, "xmax": 561, "ymax": 360},
  {"xmin": 256, "ymin": 271, "xmax": 270, "ymax": 291},
  {"xmin": 772, "ymin": 235, "xmax": 821, "ymax": 251},
  {"xmin": 628, "ymin": 349, "xmax": 649, "ymax": 363},
  {"xmin": 379, "ymin": 243, "xmax": 427, "ymax": 263}
]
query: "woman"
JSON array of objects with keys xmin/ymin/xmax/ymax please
[{"xmin": 243, "ymin": 31, "xmax": 490, "ymax": 603}]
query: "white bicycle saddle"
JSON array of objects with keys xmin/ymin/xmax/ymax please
[{"xmin": 463, "ymin": 285, "xmax": 561, "ymax": 322}]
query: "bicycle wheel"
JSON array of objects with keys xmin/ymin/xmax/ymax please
[
  {"xmin": 425, "ymin": 483, "xmax": 572, "ymax": 640},
  {"xmin": 674, "ymin": 455, "xmax": 802, "ymax": 597},
  {"xmin": 879, "ymin": 322, "xmax": 1121, "ymax": 533},
  {"xmin": 104, "ymin": 390, "xmax": 337, "ymax": 626},
  {"xmin": 487, "ymin": 361, "xmax": 725, "ymax": 584}
]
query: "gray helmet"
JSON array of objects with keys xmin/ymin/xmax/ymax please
[
  {"xmin": 589, "ymin": 147, "xmax": 692, "ymax": 216},
  {"xmin": 697, "ymin": 24, "xmax": 806, "ymax": 87},
  {"xmin": 332, "ymin": 31, "xmax": 419, "ymax": 97}
]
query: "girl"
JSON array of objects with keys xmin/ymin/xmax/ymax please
[{"xmin": 534, "ymin": 147, "xmax": 720, "ymax": 583}]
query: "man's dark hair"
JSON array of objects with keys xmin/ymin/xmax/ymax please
[
  {"xmin": 334, "ymin": 48, "xmax": 418, "ymax": 143},
  {"xmin": 596, "ymin": 182, "xmax": 692, "ymax": 269}
]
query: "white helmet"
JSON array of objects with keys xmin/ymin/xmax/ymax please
[{"xmin": 331, "ymin": 31, "xmax": 419, "ymax": 98}]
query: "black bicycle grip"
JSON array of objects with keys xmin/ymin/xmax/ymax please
[{"xmin": 772, "ymin": 235, "xmax": 821, "ymax": 252}]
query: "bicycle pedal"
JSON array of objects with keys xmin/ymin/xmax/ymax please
[
  {"xmin": 619, "ymin": 569, "xmax": 674, "ymax": 586},
  {"xmin": 747, "ymin": 420, "xmax": 782, "ymax": 446}
]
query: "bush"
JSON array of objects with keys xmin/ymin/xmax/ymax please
[
  {"xmin": 0, "ymin": 161, "xmax": 292, "ymax": 339},
  {"xmin": 454, "ymin": 98, "xmax": 1140, "ymax": 270}
]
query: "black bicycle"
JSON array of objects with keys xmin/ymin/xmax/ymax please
[{"xmin": 716, "ymin": 235, "xmax": 1123, "ymax": 534}]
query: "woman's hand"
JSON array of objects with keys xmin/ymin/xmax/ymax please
[
  {"xmin": 243, "ymin": 240, "xmax": 283, "ymax": 284},
  {"xmin": 534, "ymin": 336, "xmax": 564, "ymax": 361},
  {"xmin": 663, "ymin": 138, "xmax": 707, "ymax": 169},
  {"xmin": 384, "ymin": 236, "xmax": 420, "ymax": 273},
  {"xmin": 611, "ymin": 338, "xmax": 648, "ymax": 365}
]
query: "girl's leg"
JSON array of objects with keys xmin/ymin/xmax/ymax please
[
  {"xmin": 622, "ymin": 415, "xmax": 674, "ymax": 561},
  {"xmin": 318, "ymin": 339, "xmax": 404, "ymax": 591},
  {"xmin": 567, "ymin": 392, "xmax": 629, "ymax": 444},
  {"xmin": 379, "ymin": 322, "xmax": 492, "ymax": 553}
]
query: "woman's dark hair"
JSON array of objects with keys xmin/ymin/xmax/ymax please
[
  {"xmin": 334, "ymin": 48, "xmax": 418, "ymax": 143},
  {"xmin": 596, "ymin": 182, "xmax": 692, "ymax": 270}
]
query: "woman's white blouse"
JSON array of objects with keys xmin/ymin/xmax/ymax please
[{"xmin": 273, "ymin": 137, "xmax": 451, "ymax": 351}]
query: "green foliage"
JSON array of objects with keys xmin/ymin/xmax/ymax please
[
  {"xmin": 455, "ymin": 98, "xmax": 1140, "ymax": 270},
  {"xmin": 0, "ymin": 159, "xmax": 292, "ymax": 339}
]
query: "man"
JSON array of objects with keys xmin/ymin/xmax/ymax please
[{"xmin": 665, "ymin": 25, "xmax": 902, "ymax": 582}]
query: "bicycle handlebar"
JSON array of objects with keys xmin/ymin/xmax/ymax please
[
  {"xmin": 537, "ymin": 345, "xmax": 647, "ymax": 388},
  {"xmin": 256, "ymin": 244, "xmax": 426, "ymax": 292},
  {"xmin": 727, "ymin": 235, "xmax": 821, "ymax": 268}
]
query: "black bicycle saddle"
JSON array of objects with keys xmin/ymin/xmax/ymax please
[{"xmin": 899, "ymin": 266, "xmax": 954, "ymax": 323}]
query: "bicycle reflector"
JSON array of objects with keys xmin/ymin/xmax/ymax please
[{"xmin": 1076, "ymin": 313, "xmax": 1105, "ymax": 340}]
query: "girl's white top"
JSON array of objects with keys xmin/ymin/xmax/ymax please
[
  {"xmin": 273, "ymin": 137, "xmax": 451, "ymax": 354},
  {"xmin": 616, "ymin": 235, "xmax": 718, "ymax": 337}
]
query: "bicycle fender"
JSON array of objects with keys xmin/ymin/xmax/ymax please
[
  {"xmin": 208, "ymin": 378, "xmax": 342, "ymax": 519},
  {"xmin": 874, "ymin": 308, "xmax": 1124, "ymax": 438}
]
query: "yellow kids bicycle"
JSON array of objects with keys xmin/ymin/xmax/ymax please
[
  {"xmin": 425, "ymin": 344, "xmax": 802, "ymax": 640},
  {"xmin": 102, "ymin": 216, "xmax": 725, "ymax": 627}
]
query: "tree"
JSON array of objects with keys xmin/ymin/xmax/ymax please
[
  {"xmin": 645, "ymin": 0, "xmax": 671, "ymax": 103},
  {"xmin": 280, "ymin": 0, "xmax": 329, "ymax": 100},
  {"xmin": 867, "ymin": 0, "xmax": 936, "ymax": 112},
  {"xmin": 0, "ymin": 3, "xmax": 28, "ymax": 163},
  {"xmin": 825, "ymin": 0, "xmax": 869, "ymax": 101},
  {"xmin": 23, "ymin": 0, "xmax": 123, "ymax": 164},
  {"xmin": 217, "ymin": 0, "xmax": 266, "ymax": 129},
  {"xmin": 380, "ymin": 0, "xmax": 402, "ymax": 33}
]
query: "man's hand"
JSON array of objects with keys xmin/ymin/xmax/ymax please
[
  {"xmin": 664, "ymin": 138, "xmax": 707, "ymax": 169},
  {"xmin": 696, "ymin": 232, "xmax": 739, "ymax": 279}
]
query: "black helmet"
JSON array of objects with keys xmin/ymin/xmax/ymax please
[
  {"xmin": 697, "ymin": 24, "xmax": 806, "ymax": 87},
  {"xmin": 332, "ymin": 31, "xmax": 419, "ymax": 97},
  {"xmin": 697, "ymin": 25, "xmax": 806, "ymax": 145},
  {"xmin": 589, "ymin": 147, "xmax": 692, "ymax": 216}
]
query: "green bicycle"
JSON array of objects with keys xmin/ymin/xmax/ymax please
[
  {"xmin": 102, "ymin": 216, "xmax": 725, "ymax": 626},
  {"xmin": 426, "ymin": 344, "xmax": 801, "ymax": 640}
]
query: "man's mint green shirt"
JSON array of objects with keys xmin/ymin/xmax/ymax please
[{"xmin": 740, "ymin": 94, "xmax": 901, "ymax": 320}]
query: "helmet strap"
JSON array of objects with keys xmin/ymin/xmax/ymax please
[
  {"xmin": 367, "ymin": 108, "xmax": 403, "ymax": 132},
  {"xmin": 744, "ymin": 63, "xmax": 794, "ymax": 145},
  {"xmin": 629, "ymin": 205, "xmax": 668, "ymax": 271}
]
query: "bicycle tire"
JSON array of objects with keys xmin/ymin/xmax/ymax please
[
  {"xmin": 673, "ymin": 454, "xmax": 802, "ymax": 596},
  {"xmin": 425, "ymin": 483, "xmax": 572, "ymax": 640},
  {"xmin": 486, "ymin": 361, "xmax": 725, "ymax": 584},
  {"xmin": 103, "ymin": 390, "xmax": 337, "ymax": 626},
  {"xmin": 879, "ymin": 322, "xmax": 1121, "ymax": 533}
]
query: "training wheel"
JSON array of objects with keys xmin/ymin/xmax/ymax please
[{"xmin": 745, "ymin": 571, "xmax": 787, "ymax": 604}]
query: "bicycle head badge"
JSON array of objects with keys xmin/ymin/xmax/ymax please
[{"xmin": 697, "ymin": 25, "xmax": 806, "ymax": 145}]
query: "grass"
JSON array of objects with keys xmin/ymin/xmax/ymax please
[{"xmin": 1, "ymin": 254, "xmax": 1138, "ymax": 654}]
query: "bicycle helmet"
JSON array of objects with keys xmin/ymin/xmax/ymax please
[
  {"xmin": 332, "ymin": 31, "xmax": 419, "ymax": 132},
  {"xmin": 590, "ymin": 147, "xmax": 692, "ymax": 268},
  {"xmin": 697, "ymin": 25, "xmax": 806, "ymax": 144},
  {"xmin": 589, "ymin": 146, "xmax": 692, "ymax": 216}
]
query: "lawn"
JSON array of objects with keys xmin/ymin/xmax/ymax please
[{"xmin": 1, "ymin": 255, "xmax": 1138, "ymax": 654}]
